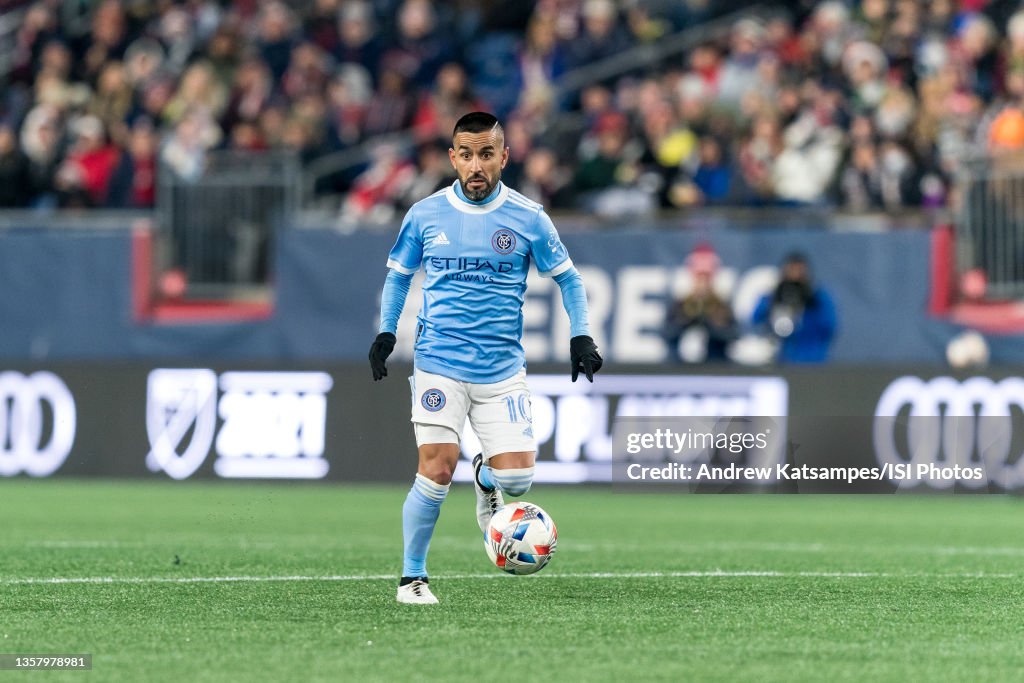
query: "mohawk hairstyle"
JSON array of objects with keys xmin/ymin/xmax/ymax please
[{"xmin": 452, "ymin": 112, "xmax": 504, "ymax": 141}]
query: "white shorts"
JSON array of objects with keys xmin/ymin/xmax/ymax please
[{"xmin": 409, "ymin": 367, "xmax": 536, "ymax": 458}]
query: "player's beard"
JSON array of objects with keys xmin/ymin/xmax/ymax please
[{"xmin": 460, "ymin": 172, "xmax": 498, "ymax": 202}]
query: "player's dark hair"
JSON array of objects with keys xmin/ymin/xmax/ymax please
[{"xmin": 453, "ymin": 112, "xmax": 504, "ymax": 140}]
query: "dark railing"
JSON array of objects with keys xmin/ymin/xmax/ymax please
[
  {"xmin": 956, "ymin": 152, "xmax": 1024, "ymax": 299},
  {"xmin": 156, "ymin": 151, "xmax": 299, "ymax": 297}
]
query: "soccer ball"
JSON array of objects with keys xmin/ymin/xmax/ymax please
[{"xmin": 484, "ymin": 502, "xmax": 557, "ymax": 575}]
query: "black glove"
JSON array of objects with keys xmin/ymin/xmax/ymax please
[
  {"xmin": 570, "ymin": 335, "xmax": 603, "ymax": 383},
  {"xmin": 368, "ymin": 332, "xmax": 396, "ymax": 381}
]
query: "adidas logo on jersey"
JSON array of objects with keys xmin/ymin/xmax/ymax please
[{"xmin": 433, "ymin": 232, "xmax": 450, "ymax": 246}]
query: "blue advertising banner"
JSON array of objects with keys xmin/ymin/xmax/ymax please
[{"xmin": 0, "ymin": 223, "xmax": 994, "ymax": 364}]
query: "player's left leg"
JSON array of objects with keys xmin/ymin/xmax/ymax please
[
  {"xmin": 476, "ymin": 450, "xmax": 536, "ymax": 497},
  {"xmin": 470, "ymin": 449, "xmax": 536, "ymax": 533},
  {"xmin": 468, "ymin": 369, "xmax": 537, "ymax": 531}
]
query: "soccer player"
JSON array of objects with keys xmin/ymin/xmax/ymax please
[{"xmin": 369, "ymin": 111, "xmax": 603, "ymax": 604}]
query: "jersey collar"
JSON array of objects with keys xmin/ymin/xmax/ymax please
[{"xmin": 445, "ymin": 181, "xmax": 509, "ymax": 214}]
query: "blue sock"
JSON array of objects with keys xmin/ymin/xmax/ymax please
[
  {"xmin": 479, "ymin": 464, "xmax": 534, "ymax": 497},
  {"xmin": 491, "ymin": 467, "xmax": 535, "ymax": 496},
  {"xmin": 402, "ymin": 474, "xmax": 449, "ymax": 578},
  {"xmin": 478, "ymin": 463, "xmax": 497, "ymax": 490}
]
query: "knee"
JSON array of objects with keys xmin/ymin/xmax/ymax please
[
  {"xmin": 418, "ymin": 444, "xmax": 458, "ymax": 485},
  {"xmin": 422, "ymin": 463, "xmax": 454, "ymax": 486}
]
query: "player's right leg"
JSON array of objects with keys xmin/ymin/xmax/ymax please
[
  {"xmin": 397, "ymin": 439, "xmax": 459, "ymax": 605},
  {"xmin": 398, "ymin": 370, "xmax": 468, "ymax": 605}
]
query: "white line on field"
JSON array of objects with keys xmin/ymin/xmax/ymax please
[
  {"xmin": 559, "ymin": 540, "xmax": 1024, "ymax": 557},
  {"xmin": 21, "ymin": 538, "xmax": 1024, "ymax": 558},
  {"xmin": 1, "ymin": 570, "xmax": 1019, "ymax": 586}
]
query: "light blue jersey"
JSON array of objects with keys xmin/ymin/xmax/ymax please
[{"xmin": 385, "ymin": 181, "xmax": 574, "ymax": 384}]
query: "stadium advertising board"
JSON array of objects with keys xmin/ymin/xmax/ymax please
[
  {"xmin": 2, "ymin": 364, "xmax": 1024, "ymax": 492},
  {"xmin": 451, "ymin": 374, "xmax": 789, "ymax": 485},
  {"xmin": 874, "ymin": 376, "xmax": 1024, "ymax": 490},
  {"xmin": 145, "ymin": 369, "xmax": 333, "ymax": 480},
  {"xmin": 0, "ymin": 371, "xmax": 76, "ymax": 477}
]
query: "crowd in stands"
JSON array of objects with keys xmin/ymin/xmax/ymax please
[{"xmin": 1, "ymin": 0, "xmax": 1023, "ymax": 221}]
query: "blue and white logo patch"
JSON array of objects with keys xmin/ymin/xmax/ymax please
[
  {"xmin": 491, "ymin": 229, "xmax": 516, "ymax": 255},
  {"xmin": 421, "ymin": 388, "xmax": 446, "ymax": 412}
]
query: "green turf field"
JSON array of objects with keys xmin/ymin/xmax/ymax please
[{"xmin": 2, "ymin": 481, "xmax": 1024, "ymax": 682}]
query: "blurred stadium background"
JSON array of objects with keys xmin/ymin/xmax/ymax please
[
  {"xmin": 2, "ymin": 0, "xmax": 1024, "ymax": 485},
  {"xmin": 6, "ymin": 1, "xmax": 1024, "ymax": 679}
]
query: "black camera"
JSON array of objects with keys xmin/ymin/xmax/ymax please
[{"xmin": 769, "ymin": 280, "xmax": 812, "ymax": 338}]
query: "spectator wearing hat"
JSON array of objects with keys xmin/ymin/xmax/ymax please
[
  {"xmin": 573, "ymin": 111, "xmax": 632, "ymax": 195},
  {"xmin": 571, "ymin": 110, "xmax": 652, "ymax": 215},
  {"xmin": 663, "ymin": 243, "xmax": 738, "ymax": 363},
  {"xmin": 718, "ymin": 18, "xmax": 766, "ymax": 108}
]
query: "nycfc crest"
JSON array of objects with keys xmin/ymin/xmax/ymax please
[
  {"xmin": 421, "ymin": 388, "xmax": 446, "ymax": 412},
  {"xmin": 491, "ymin": 229, "xmax": 516, "ymax": 255}
]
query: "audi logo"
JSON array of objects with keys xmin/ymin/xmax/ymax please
[
  {"xmin": 0, "ymin": 371, "xmax": 76, "ymax": 477},
  {"xmin": 874, "ymin": 376, "xmax": 1024, "ymax": 489}
]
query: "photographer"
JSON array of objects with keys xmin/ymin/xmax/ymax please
[
  {"xmin": 663, "ymin": 243, "xmax": 737, "ymax": 363},
  {"xmin": 752, "ymin": 252, "xmax": 837, "ymax": 363}
]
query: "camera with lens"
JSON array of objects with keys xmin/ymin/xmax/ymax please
[{"xmin": 769, "ymin": 279, "xmax": 812, "ymax": 338}]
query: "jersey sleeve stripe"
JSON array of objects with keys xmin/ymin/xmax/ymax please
[
  {"xmin": 507, "ymin": 194, "xmax": 541, "ymax": 211},
  {"xmin": 539, "ymin": 257, "xmax": 573, "ymax": 278},
  {"xmin": 508, "ymin": 188, "xmax": 541, "ymax": 206},
  {"xmin": 386, "ymin": 258, "xmax": 418, "ymax": 275}
]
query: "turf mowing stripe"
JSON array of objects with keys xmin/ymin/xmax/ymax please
[
  {"xmin": 1, "ymin": 570, "xmax": 1019, "ymax": 585},
  {"xmin": 21, "ymin": 539, "xmax": 1024, "ymax": 557}
]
